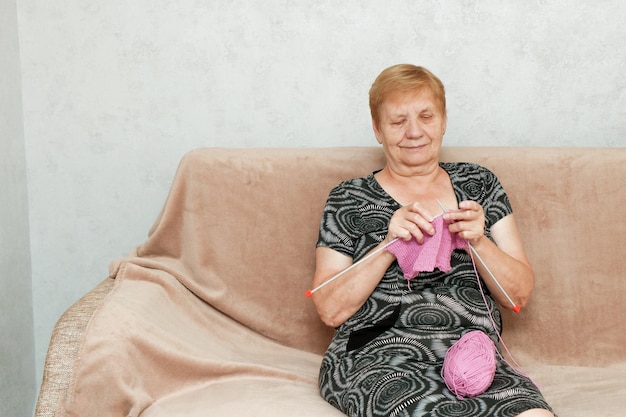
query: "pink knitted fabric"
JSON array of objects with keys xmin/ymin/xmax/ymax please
[{"xmin": 386, "ymin": 215, "xmax": 466, "ymax": 280}]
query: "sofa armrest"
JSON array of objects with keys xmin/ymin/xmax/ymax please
[{"xmin": 35, "ymin": 277, "xmax": 115, "ymax": 417}]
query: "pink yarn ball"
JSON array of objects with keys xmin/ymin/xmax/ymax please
[{"xmin": 442, "ymin": 330, "xmax": 497, "ymax": 399}]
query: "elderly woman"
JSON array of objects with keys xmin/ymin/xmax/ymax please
[{"xmin": 312, "ymin": 64, "xmax": 554, "ymax": 417}]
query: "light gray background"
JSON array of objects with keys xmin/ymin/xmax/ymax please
[{"xmin": 3, "ymin": 0, "xmax": 625, "ymax": 415}]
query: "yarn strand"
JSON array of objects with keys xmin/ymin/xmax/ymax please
[
  {"xmin": 437, "ymin": 199, "xmax": 538, "ymax": 398},
  {"xmin": 468, "ymin": 246, "xmax": 538, "ymax": 386},
  {"xmin": 435, "ymin": 199, "xmax": 520, "ymax": 313}
]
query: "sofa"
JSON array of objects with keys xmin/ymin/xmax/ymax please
[{"xmin": 36, "ymin": 146, "xmax": 626, "ymax": 417}]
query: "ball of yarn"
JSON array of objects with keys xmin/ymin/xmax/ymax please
[{"xmin": 442, "ymin": 330, "xmax": 497, "ymax": 399}]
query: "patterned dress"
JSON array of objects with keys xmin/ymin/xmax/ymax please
[{"xmin": 316, "ymin": 162, "xmax": 553, "ymax": 417}]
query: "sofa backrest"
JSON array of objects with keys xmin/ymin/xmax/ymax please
[
  {"xmin": 439, "ymin": 146, "xmax": 625, "ymax": 367},
  {"xmin": 136, "ymin": 146, "xmax": 625, "ymax": 366}
]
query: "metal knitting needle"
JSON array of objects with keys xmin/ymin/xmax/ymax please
[
  {"xmin": 467, "ymin": 245, "xmax": 520, "ymax": 313},
  {"xmin": 436, "ymin": 199, "xmax": 520, "ymax": 313},
  {"xmin": 305, "ymin": 238, "xmax": 399, "ymax": 297}
]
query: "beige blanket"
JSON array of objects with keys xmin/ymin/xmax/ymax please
[
  {"xmin": 61, "ymin": 148, "xmax": 382, "ymax": 416},
  {"xmin": 59, "ymin": 147, "xmax": 626, "ymax": 416}
]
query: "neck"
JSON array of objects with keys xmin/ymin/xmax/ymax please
[
  {"xmin": 379, "ymin": 160, "xmax": 442, "ymax": 186},
  {"xmin": 375, "ymin": 162, "xmax": 451, "ymax": 209}
]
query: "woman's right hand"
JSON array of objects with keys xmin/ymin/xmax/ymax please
[
  {"xmin": 312, "ymin": 203, "xmax": 437, "ymax": 328},
  {"xmin": 386, "ymin": 202, "xmax": 436, "ymax": 244}
]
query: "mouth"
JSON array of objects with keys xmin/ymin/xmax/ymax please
[{"xmin": 400, "ymin": 143, "xmax": 428, "ymax": 151}]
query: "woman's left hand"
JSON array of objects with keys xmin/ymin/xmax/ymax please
[
  {"xmin": 443, "ymin": 201, "xmax": 536, "ymax": 311},
  {"xmin": 442, "ymin": 200, "xmax": 485, "ymax": 242}
]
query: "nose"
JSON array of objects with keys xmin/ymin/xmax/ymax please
[{"xmin": 406, "ymin": 118, "xmax": 425, "ymax": 139}]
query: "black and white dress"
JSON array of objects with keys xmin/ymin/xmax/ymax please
[{"xmin": 316, "ymin": 162, "xmax": 553, "ymax": 417}]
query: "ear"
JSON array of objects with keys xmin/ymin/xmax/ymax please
[{"xmin": 372, "ymin": 119, "xmax": 383, "ymax": 144}]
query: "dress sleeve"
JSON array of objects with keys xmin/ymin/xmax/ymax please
[
  {"xmin": 316, "ymin": 183, "xmax": 360, "ymax": 259},
  {"xmin": 451, "ymin": 162, "xmax": 513, "ymax": 233},
  {"xmin": 478, "ymin": 165, "xmax": 513, "ymax": 229}
]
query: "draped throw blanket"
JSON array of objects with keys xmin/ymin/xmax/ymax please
[{"xmin": 58, "ymin": 148, "xmax": 371, "ymax": 417}]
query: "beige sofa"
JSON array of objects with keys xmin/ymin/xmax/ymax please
[{"xmin": 36, "ymin": 147, "xmax": 626, "ymax": 417}]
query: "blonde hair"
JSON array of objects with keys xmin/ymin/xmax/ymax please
[{"xmin": 369, "ymin": 64, "xmax": 446, "ymax": 127}]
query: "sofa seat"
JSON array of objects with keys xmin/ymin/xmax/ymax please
[
  {"xmin": 141, "ymin": 377, "xmax": 344, "ymax": 416},
  {"xmin": 139, "ymin": 362, "xmax": 626, "ymax": 417},
  {"xmin": 527, "ymin": 362, "xmax": 626, "ymax": 417}
]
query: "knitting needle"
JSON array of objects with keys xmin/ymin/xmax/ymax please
[
  {"xmin": 305, "ymin": 238, "xmax": 399, "ymax": 297},
  {"xmin": 305, "ymin": 210, "xmax": 450, "ymax": 298},
  {"xmin": 436, "ymin": 199, "xmax": 521, "ymax": 313}
]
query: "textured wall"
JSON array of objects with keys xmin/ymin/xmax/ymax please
[
  {"xmin": 1, "ymin": 0, "xmax": 36, "ymax": 415},
  {"xmin": 17, "ymin": 0, "xmax": 625, "ymax": 400}
]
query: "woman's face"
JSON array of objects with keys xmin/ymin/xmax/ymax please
[{"xmin": 373, "ymin": 89, "xmax": 446, "ymax": 173}]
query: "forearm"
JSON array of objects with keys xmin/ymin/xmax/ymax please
[
  {"xmin": 312, "ymin": 243, "xmax": 396, "ymax": 328},
  {"xmin": 468, "ymin": 235, "xmax": 535, "ymax": 310}
]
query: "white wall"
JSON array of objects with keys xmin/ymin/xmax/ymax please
[
  {"xmin": 1, "ymin": 0, "xmax": 36, "ymax": 415},
  {"xmin": 12, "ymin": 0, "xmax": 625, "ymax": 410}
]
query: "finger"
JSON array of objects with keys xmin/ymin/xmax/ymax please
[
  {"xmin": 387, "ymin": 223, "xmax": 421, "ymax": 242},
  {"xmin": 406, "ymin": 202, "xmax": 435, "ymax": 222},
  {"xmin": 405, "ymin": 220, "xmax": 429, "ymax": 243},
  {"xmin": 447, "ymin": 223, "xmax": 470, "ymax": 240},
  {"xmin": 443, "ymin": 209, "xmax": 470, "ymax": 222},
  {"xmin": 447, "ymin": 218, "xmax": 484, "ymax": 241},
  {"xmin": 458, "ymin": 200, "xmax": 476, "ymax": 210},
  {"xmin": 458, "ymin": 200, "xmax": 483, "ymax": 215},
  {"xmin": 406, "ymin": 211, "xmax": 436, "ymax": 237},
  {"xmin": 444, "ymin": 201, "xmax": 482, "ymax": 222},
  {"xmin": 388, "ymin": 219, "xmax": 413, "ymax": 239},
  {"xmin": 389, "ymin": 216, "xmax": 433, "ymax": 243},
  {"xmin": 389, "ymin": 203, "xmax": 436, "ymax": 242}
]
